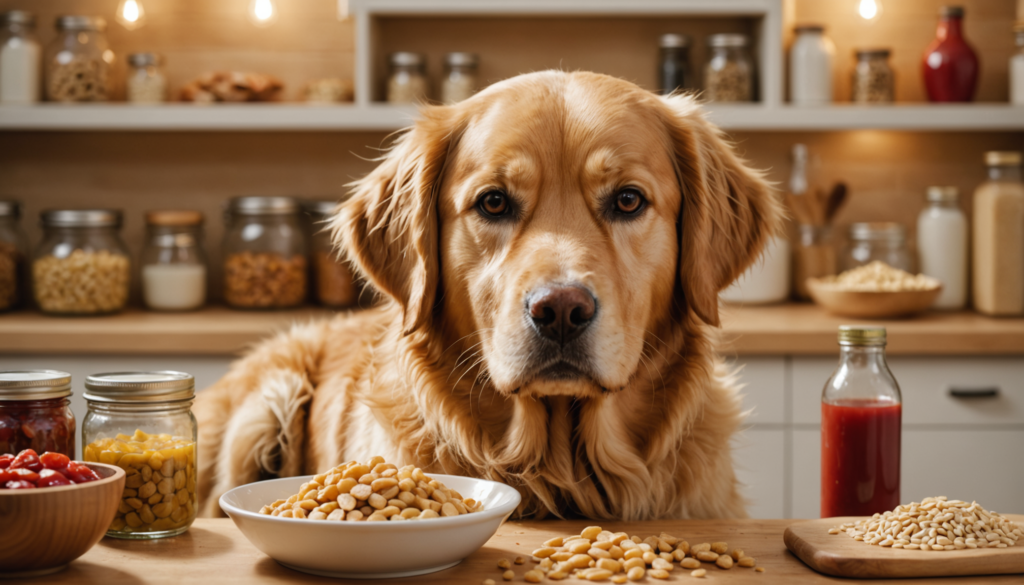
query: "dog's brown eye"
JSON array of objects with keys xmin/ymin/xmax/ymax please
[
  {"xmin": 477, "ymin": 191, "xmax": 510, "ymax": 217},
  {"xmin": 615, "ymin": 189, "xmax": 645, "ymax": 214}
]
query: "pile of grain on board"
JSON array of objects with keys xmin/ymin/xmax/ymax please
[
  {"xmin": 830, "ymin": 496, "xmax": 1022, "ymax": 551},
  {"xmin": 816, "ymin": 261, "xmax": 940, "ymax": 292},
  {"xmin": 258, "ymin": 456, "xmax": 483, "ymax": 521},
  {"xmin": 486, "ymin": 526, "xmax": 764, "ymax": 583}
]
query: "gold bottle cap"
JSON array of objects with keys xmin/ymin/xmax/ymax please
[{"xmin": 838, "ymin": 325, "xmax": 887, "ymax": 346}]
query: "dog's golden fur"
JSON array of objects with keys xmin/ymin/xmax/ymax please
[{"xmin": 195, "ymin": 71, "xmax": 781, "ymax": 520}]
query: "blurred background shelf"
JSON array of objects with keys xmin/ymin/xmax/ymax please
[
  {"xmin": 1, "ymin": 304, "xmax": 1021, "ymax": 356},
  {"xmin": 2, "ymin": 103, "xmax": 1021, "ymax": 132}
]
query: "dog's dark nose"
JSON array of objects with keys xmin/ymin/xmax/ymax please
[{"xmin": 527, "ymin": 285, "xmax": 596, "ymax": 344}]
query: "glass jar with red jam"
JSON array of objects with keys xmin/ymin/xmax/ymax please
[
  {"xmin": 0, "ymin": 370, "xmax": 76, "ymax": 458},
  {"xmin": 821, "ymin": 326, "xmax": 902, "ymax": 518}
]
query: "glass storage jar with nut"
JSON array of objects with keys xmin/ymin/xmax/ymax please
[
  {"xmin": 851, "ymin": 48, "xmax": 894, "ymax": 104},
  {"xmin": 843, "ymin": 222, "xmax": 913, "ymax": 273},
  {"xmin": 0, "ymin": 370, "xmax": 75, "ymax": 459},
  {"xmin": 301, "ymin": 199, "xmax": 358, "ymax": 308},
  {"xmin": 386, "ymin": 51, "xmax": 428, "ymax": 104},
  {"xmin": 33, "ymin": 209, "xmax": 130, "ymax": 315},
  {"xmin": 141, "ymin": 210, "xmax": 207, "ymax": 312},
  {"xmin": 704, "ymin": 33, "xmax": 753, "ymax": 102},
  {"xmin": 45, "ymin": 15, "xmax": 113, "ymax": 102},
  {"xmin": 223, "ymin": 196, "xmax": 307, "ymax": 309},
  {"xmin": 0, "ymin": 200, "xmax": 29, "ymax": 311},
  {"xmin": 82, "ymin": 371, "xmax": 198, "ymax": 539},
  {"xmin": 441, "ymin": 52, "xmax": 478, "ymax": 104},
  {"xmin": 126, "ymin": 52, "xmax": 166, "ymax": 103}
]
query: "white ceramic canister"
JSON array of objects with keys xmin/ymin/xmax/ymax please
[
  {"xmin": 720, "ymin": 236, "xmax": 792, "ymax": 305},
  {"xmin": 790, "ymin": 24, "xmax": 834, "ymax": 106},
  {"xmin": 917, "ymin": 186, "xmax": 967, "ymax": 309}
]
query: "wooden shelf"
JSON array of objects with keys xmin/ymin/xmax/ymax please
[
  {"xmin": 1, "ymin": 103, "xmax": 1020, "ymax": 132},
  {"xmin": 1, "ymin": 304, "xmax": 1021, "ymax": 356}
]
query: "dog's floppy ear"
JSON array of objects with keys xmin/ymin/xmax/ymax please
[
  {"xmin": 332, "ymin": 106, "xmax": 459, "ymax": 335},
  {"xmin": 660, "ymin": 94, "xmax": 781, "ymax": 327}
]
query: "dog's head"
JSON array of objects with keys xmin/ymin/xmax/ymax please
[{"xmin": 336, "ymin": 71, "xmax": 778, "ymax": 398}]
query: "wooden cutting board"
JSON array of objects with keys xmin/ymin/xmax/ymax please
[{"xmin": 785, "ymin": 515, "xmax": 1024, "ymax": 579}]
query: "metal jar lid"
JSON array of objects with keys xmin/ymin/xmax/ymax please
[
  {"xmin": 659, "ymin": 33, "xmax": 690, "ymax": 49},
  {"xmin": 985, "ymin": 151, "xmax": 1022, "ymax": 167},
  {"xmin": 226, "ymin": 196, "xmax": 299, "ymax": 216},
  {"xmin": 838, "ymin": 325, "xmax": 886, "ymax": 346},
  {"xmin": 128, "ymin": 52, "xmax": 161, "ymax": 68},
  {"xmin": 849, "ymin": 222, "xmax": 906, "ymax": 243},
  {"xmin": 146, "ymin": 210, "xmax": 203, "ymax": 226},
  {"xmin": 0, "ymin": 370, "xmax": 73, "ymax": 401},
  {"xmin": 56, "ymin": 15, "xmax": 106, "ymax": 31},
  {"xmin": 0, "ymin": 200, "xmax": 20, "ymax": 219},
  {"xmin": 84, "ymin": 371, "xmax": 195, "ymax": 404},
  {"xmin": 300, "ymin": 199, "xmax": 343, "ymax": 217},
  {"xmin": 794, "ymin": 24, "xmax": 825, "ymax": 34},
  {"xmin": 926, "ymin": 186, "xmax": 958, "ymax": 203},
  {"xmin": 707, "ymin": 34, "xmax": 748, "ymax": 48},
  {"xmin": 444, "ymin": 52, "xmax": 478, "ymax": 67},
  {"xmin": 41, "ymin": 209, "xmax": 122, "ymax": 228},
  {"xmin": 2, "ymin": 10, "xmax": 36, "ymax": 26},
  {"xmin": 389, "ymin": 52, "xmax": 425, "ymax": 67},
  {"xmin": 855, "ymin": 48, "xmax": 891, "ymax": 59}
]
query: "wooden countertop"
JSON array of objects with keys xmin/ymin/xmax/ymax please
[
  {"xmin": 0, "ymin": 304, "xmax": 1022, "ymax": 356},
  {"xmin": 30, "ymin": 518, "xmax": 1023, "ymax": 584}
]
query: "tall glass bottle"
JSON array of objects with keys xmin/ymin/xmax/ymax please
[
  {"xmin": 922, "ymin": 6, "xmax": 978, "ymax": 102},
  {"xmin": 821, "ymin": 326, "xmax": 902, "ymax": 518}
]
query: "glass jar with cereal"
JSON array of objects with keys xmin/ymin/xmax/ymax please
[
  {"xmin": 222, "ymin": 196, "xmax": 307, "ymax": 309},
  {"xmin": 704, "ymin": 34, "xmax": 753, "ymax": 102},
  {"xmin": 82, "ymin": 371, "xmax": 198, "ymax": 539},
  {"xmin": 33, "ymin": 209, "xmax": 130, "ymax": 315},
  {"xmin": 45, "ymin": 15, "xmax": 113, "ymax": 102}
]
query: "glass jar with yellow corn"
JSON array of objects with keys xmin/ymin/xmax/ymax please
[{"xmin": 82, "ymin": 371, "xmax": 197, "ymax": 539}]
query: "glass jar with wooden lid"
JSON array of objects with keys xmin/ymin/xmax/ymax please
[{"xmin": 141, "ymin": 210, "xmax": 207, "ymax": 312}]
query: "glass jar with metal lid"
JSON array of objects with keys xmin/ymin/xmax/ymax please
[
  {"xmin": 301, "ymin": 199, "xmax": 358, "ymax": 307},
  {"xmin": 704, "ymin": 33, "xmax": 753, "ymax": 102},
  {"xmin": 659, "ymin": 33, "xmax": 692, "ymax": 94},
  {"xmin": 851, "ymin": 48, "xmax": 894, "ymax": 103},
  {"xmin": 141, "ymin": 210, "xmax": 207, "ymax": 312},
  {"xmin": 45, "ymin": 15, "xmax": 113, "ymax": 102},
  {"xmin": 843, "ymin": 222, "xmax": 913, "ymax": 272},
  {"xmin": 0, "ymin": 200, "xmax": 29, "ymax": 311},
  {"xmin": 81, "ymin": 371, "xmax": 197, "ymax": 539},
  {"xmin": 0, "ymin": 370, "xmax": 75, "ymax": 458},
  {"xmin": 126, "ymin": 52, "xmax": 166, "ymax": 103},
  {"xmin": 1, "ymin": 10, "xmax": 42, "ymax": 104},
  {"xmin": 222, "ymin": 196, "xmax": 307, "ymax": 309},
  {"xmin": 33, "ymin": 209, "xmax": 130, "ymax": 315},
  {"xmin": 441, "ymin": 52, "xmax": 478, "ymax": 104},
  {"xmin": 386, "ymin": 51, "xmax": 428, "ymax": 104}
]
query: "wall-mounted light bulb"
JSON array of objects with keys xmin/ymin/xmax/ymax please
[
  {"xmin": 248, "ymin": 0, "xmax": 278, "ymax": 28},
  {"xmin": 116, "ymin": 0, "xmax": 146, "ymax": 30},
  {"xmin": 858, "ymin": 0, "xmax": 882, "ymax": 20}
]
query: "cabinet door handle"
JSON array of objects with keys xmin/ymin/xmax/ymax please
[{"xmin": 949, "ymin": 387, "xmax": 1000, "ymax": 399}]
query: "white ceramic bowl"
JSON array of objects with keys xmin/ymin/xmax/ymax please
[{"xmin": 220, "ymin": 473, "xmax": 521, "ymax": 579}]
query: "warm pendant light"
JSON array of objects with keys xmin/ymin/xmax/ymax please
[
  {"xmin": 116, "ymin": 0, "xmax": 146, "ymax": 30},
  {"xmin": 248, "ymin": 0, "xmax": 278, "ymax": 28},
  {"xmin": 857, "ymin": 0, "xmax": 882, "ymax": 20}
]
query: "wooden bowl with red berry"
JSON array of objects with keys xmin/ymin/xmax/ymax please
[{"xmin": 0, "ymin": 449, "xmax": 125, "ymax": 577}]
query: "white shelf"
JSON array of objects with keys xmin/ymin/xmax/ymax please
[
  {"xmin": 1, "ymin": 103, "xmax": 1021, "ymax": 132},
  {"xmin": 348, "ymin": 0, "xmax": 775, "ymax": 16}
]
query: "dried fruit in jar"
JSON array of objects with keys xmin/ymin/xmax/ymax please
[
  {"xmin": 0, "ymin": 449, "xmax": 101, "ymax": 488},
  {"xmin": 0, "ymin": 399, "xmax": 76, "ymax": 457},
  {"xmin": 84, "ymin": 429, "xmax": 197, "ymax": 535}
]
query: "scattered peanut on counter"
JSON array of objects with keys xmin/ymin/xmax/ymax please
[
  {"xmin": 493, "ymin": 525, "xmax": 762, "ymax": 581},
  {"xmin": 831, "ymin": 496, "xmax": 1022, "ymax": 551},
  {"xmin": 259, "ymin": 456, "xmax": 484, "ymax": 521}
]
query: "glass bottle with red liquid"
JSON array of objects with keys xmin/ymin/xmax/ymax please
[
  {"xmin": 821, "ymin": 326, "xmax": 901, "ymax": 518},
  {"xmin": 922, "ymin": 5, "xmax": 979, "ymax": 102}
]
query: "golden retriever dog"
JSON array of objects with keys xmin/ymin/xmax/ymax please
[{"xmin": 195, "ymin": 70, "xmax": 780, "ymax": 520}]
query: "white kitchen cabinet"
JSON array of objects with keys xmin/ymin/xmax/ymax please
[
  {"xmin": 726, "ymin": 357, "xmax": 787, "ymax": 425},
  {"xmin": 733, "ymin": 428, "xmax": 786, "ymax": 519}
]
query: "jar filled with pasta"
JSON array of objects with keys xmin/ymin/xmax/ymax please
[
  {"xmin": 33, "ymin": 209, "xmax": 130, "ymax": 315},
  {"xmin": 82, "ymin": 371, "xmax": 197, "ymax": 539},
  {"xmin": 704, "ymin": 33, "xmax": 753, "ymax": 102},
  {"xmin": 222, "ymin": 196, "xmax": 307, "ymax": 309},
  {"xmin": 0, "ymin": 370, "xmax": 75, "ymax": 458},
  {"xmin": 45, "ymin": 15, "xmax": 113, "ymax": 102}
]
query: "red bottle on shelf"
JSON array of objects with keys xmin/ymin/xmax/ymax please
[
  {"xmin": 821, "ymin": 326, "xmax": 902, "ymax": 518},
  {"xmin": 922, "ymin": 5, "xmax": 979, "ymax": 102}
]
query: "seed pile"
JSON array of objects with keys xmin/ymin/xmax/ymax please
[
  {"xmin": 705, "ymin": 61, "xmax": 752, "ymax": 102},
  {"xmin": 259, "ymin": 457, "xmax": 484, "ymax": 521},
  {"xmin": 493, "ymin": 526, "xmax": 762, "ymax": 582},
  {"xmin": 223, "ymin": 251, "xmax": 306, "ymax": 308},
  {"xmin": 817, "ymin": 261, "xmax": 939, "ymax": 292},
  {"xmin": 830, "ymin": 497, "xmax": 1022, "ymax": 551},
  {"xmin": 33, "ymin": 249, "xmax": 130, "ymax": 314}
]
